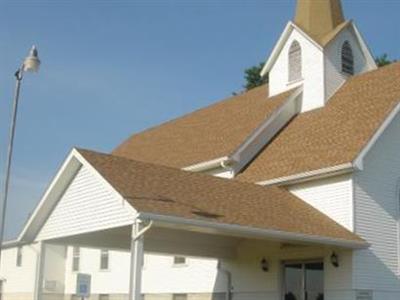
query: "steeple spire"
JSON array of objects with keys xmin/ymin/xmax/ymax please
[{"xmin": 294, "ymin": 0, "xmax": 345, "ymax": 42}]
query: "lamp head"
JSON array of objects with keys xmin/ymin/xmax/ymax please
[{"xmin": 23, "ymin": 46, "xmax": 40, "ymax": 73}]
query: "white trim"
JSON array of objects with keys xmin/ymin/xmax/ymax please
[
  {"xmin": 19, "ymin": 148, "xmax": 130, "ymax": 243},
  {"xmin": 232, "ymin": 87, "xmax": 302, "ymax": 156},
  {"xmin": 353, "ymin": 102, "xmax": 400, "ymax": 170},
  {"xmin": 139, "ymin": 212, "xmax": 368, "ymax": 249},
  {"xmin": 18, "ymin": 151, "xmax": 81, "ymax": 241},
  {"xmin": 72, "ymin": 149, "xmax": 126, "ymax": 203},
  {"xmin": 33, "ymin": 241, "xmax": 46, "ymax": 300},
  {"xmin": 261, "ymin": 21, "xmax": 323, "ymax": 77},
  {"xmin": 1, "ymin": 239, "xmax": 23, "ymax": 249},
  {"xmin": 351, "ymin": 23, "xmax": 377, "ymax": 70},
  {"xmin": 256, "ymin": 163, "xmax": 354, "ymax": 186},
  {"xmin": 230, "ymin": 87, "xmax": 302, "ymax": 174},
  {"xmin": 182, "ymin": 157, "xmax": 230, "ymax": 172}
]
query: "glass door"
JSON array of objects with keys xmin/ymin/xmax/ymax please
[{"xmin": 283, "ymin": 261, "xmax": 324, "ymax": 300}]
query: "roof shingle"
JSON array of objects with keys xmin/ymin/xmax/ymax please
[
  {"xmin": 238, "ymin": 62, "xmax": 400, "ymax": 182},
  {"xmin": 113, "ymin": 63, "xmax": 400, "ymax": 183},
  {"xmin": 78, "ymin": 149, "xmax": 365, "ymax": 246},
  {"xmin": 113, "ymin": 85, "xmax": 292, "ymax": 168}
]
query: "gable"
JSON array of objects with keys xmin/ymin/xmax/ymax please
[
  {"xmin": 36, "ymin": 163, "xmax": 136, "ymax": 241},
  {"xmin": 353, "ymin": 101, "xmax": 400, "ymax": 288},
  {"xmin": 324, "ymin": 25, "xmax": 375, "ymax": 101},
  {"xmin": 268, "ymin": 26, "xmax": 324, "ymax": 112}
]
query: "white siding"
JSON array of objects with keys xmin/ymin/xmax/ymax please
[
  {"xmin": 353, "ymin": 111, "xmax": 400, "ymax": 295},
  {"xmin": 37, "ymin": 165, "xmax": 136, "ymax": 241},
  {"xmin": 269, "ymin": 28, "xmax": 324, "ymax": 112},
  {"xmin": 63, "ymin": 247, "xmax": 222, "ymax": 296},
  {"xmin": 324, "ymin": 27, "xmax": 371, "ymax": 101},
  {"xmin": 289, "ymin": 174, "xmax": 354, "ymax": 231},
  {"xmin": 0, "ymin": 244, "xmax": 39, "ymax": 300}
]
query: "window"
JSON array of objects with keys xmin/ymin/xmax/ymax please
[
  {"xmin": 288, "ymin": 40, "xmax": 302, "ymax": 82},
  {"xmin": 172, "ymin": 294, "xmax": 187, "ymax": 300},
  {"xmin": 100, "ymin": 249, "xmax": 109, "ymax": 270},
  {"xmin": 341, "ymin": 41, "xmax": 354, "ymax": 75},
  {"xmin": 173, "ymin": 256, "xmax": 186, "ymax": 265},
  {"xmin": 72, "ymin": 247, "xmax": 80, "ymax": 272},
  {"xmin": 99, "ymin": 295, "xmax": 109, "ymax": 300},
  {"xmin": 16, "ymin": 246, "xmax": 22, "ymax": 267}
]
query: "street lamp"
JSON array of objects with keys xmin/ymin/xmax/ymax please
[{"xmin": 0, "ymin": 46, "xmax": 41, "ymax": 262}]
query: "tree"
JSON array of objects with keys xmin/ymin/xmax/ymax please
[
  {"xmin": 243, "ymin": 62, "xmax": 268, "ymax": 91},
  {"xmin": 375, "ymin": 54, "xmax": 396, "ymax": 67}
]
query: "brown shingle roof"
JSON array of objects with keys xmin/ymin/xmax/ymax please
[
  {"xmin": 238, "ymin": 62, "xmax": 400, "ymax": 182},
  {"xmin": 113, "ymin": 85, "xmax": 293, "ymax": 168},
  {"xmin": 113, "ymin": 63, "xmax": 400, "ymax": 183},
  {"xmin": 78, "ymin": 149, "xmax": 365, "ymax": 246}
]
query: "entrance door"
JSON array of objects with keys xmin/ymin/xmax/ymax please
[{"xmin": 283, "ymin": 261, "xmax": 324, "ymax": 300}]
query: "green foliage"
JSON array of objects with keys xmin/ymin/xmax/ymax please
[
  {"xmin": 244, "ymin": 62, "xmax": 268, "ymax": 91},
  {"xmin": 375, "ymin": 54, "xmax": 396, "ymax": 67}
]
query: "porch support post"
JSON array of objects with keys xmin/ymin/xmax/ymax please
[
  {"xmin": 34, "ymin": 241, "xmax": 46, "ymax": 300},
  {"xmin": 129, "ymin": 220, "xmax": 144, "ymax": 300}
]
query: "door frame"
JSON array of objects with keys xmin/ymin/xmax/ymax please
[{"xmin": 281, "ymin": 258, "xmax": 324, "ymax": 300}]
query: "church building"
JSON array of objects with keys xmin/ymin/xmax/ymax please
[{"xmin": 1, "ymin": 1, "xmax": 400, "ymax": 300}]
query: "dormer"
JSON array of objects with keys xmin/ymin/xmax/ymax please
[{"xmin": 261, "ymin": 0, "xmax": 377, "ymax": 113}]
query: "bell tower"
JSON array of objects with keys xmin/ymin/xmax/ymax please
[{"xmin": 262, "ymin": 0, "xmax": 377, "ymax": 112}]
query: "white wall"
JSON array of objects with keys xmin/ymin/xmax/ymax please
[
  {"xmin": 37, "ymin": 165, "xmax": 136, "ymax": 241},
  {"xmin": 221, "ymin": 240, "xmax": 353, "ymax": 300},
  {"xmin": 0, "ymin": 244, "xmax": 39, "ymax": 300},
  {"xmin": 289, "ymin": 174, "xmax": 354, "ymax": 231},
  {"xmin": 63, "ymin": 246, "xmax": 222, "ymax": 296},
  {"xmin": 42, "ymin": 244, "xmax": 67, "ymax": 296},
  {"xmin": 269, "ymin": 28, "xmax": 324, "ymax": 112},
  {"xmin": 353, "ymin": 112, "xmax": 400, "ymax": 298},
  {"xmin": 324, "ymin": 26, "xmax": 371, "ymax": 101}
]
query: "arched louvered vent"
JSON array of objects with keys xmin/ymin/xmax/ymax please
[
  {"xmin": 341, "ymin": 41, "xmax": 354, "ymax": 75},
  {"xmin": 288, "ymin": 40, "xmax": 302, "ymax": 82}
]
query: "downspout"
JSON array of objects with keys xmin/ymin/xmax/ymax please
[
  {"xmin": 220, "ymin": 159, "xmax": 235, "ymax": 177},
  {"xmin": 133, "ymin": 220, "xmax": 153, "ymax": 241},
  {"xmin": 217, "ymin": 261, "xmax": 232, "ymax": 300},
  {"xmin": 129, "ymin": 220, "xmax": 153, "ymax": 300}
]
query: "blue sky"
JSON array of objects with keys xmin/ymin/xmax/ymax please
[{"xmin": 0, "ymin": 0, "xmax": 399, "ymax": 240}]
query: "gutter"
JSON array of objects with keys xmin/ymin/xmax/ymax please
[
  {"xmin": 183, "ymin": 157, "xmax": 231, "ymax": 172},
  {"xmin": 139, "ymin": 212, "xmax": 368, "ymax": 250},
  {"xmin": 256, "ymin": 163, "xmax": 354, "ymax": 186}
]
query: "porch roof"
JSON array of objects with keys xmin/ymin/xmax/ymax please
[{"xmin": 78, "ymin": 149, "xmax": 366, "ymax": 248}]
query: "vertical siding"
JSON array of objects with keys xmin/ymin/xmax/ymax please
[
  {"xmin": 353, "ymin": 112, "xmax": 400, "ymax": 293},
  {"xmin": 269, "ymin": 29, "xmax": 325, "ymax": 112},
  {"xmin": 289, "ymin": 174, "xmax": 354, "ymax": 231},
  {"xmin": 37, "ymin": 165, "xmax": 136, "ymax": 241}
]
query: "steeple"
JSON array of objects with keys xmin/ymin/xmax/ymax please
[{"xmin": 294, "ymin": 0, "xmax": 346, "ymax": 42}]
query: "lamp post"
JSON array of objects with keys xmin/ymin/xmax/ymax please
[{"xmin": 0, "ymin": 46, "xmax": 41, "ymax": 263}]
